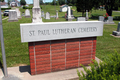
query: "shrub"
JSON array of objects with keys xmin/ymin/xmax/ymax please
[
  {"xmin": 77, "ymin": 51, "xmax": 120, "ymax": 80},
  {"xmin": 1, "ymin": 8, "xmax": 11, "ymax": 10},
  {"xmin": 90, "ymin": 14, "xmax": 102, "ymax": 19},
  {"xmin": 113, "ymin": 16, "xmax": 120, "ymax": 20}
]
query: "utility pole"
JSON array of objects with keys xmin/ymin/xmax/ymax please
[{"xmin": 0, "ymin": 3, "xmax": 8, "ymax": 77}]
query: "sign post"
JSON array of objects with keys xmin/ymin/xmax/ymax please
[{"xmin": 0, "ymin": 4, "xmax": 8, "ymax": 77}]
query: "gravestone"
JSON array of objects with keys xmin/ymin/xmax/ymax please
[
  {"xmin": 77, "ymin": 17, "xmax": 86, "ymax": 21},
  {"xmin": 86, "ymin": 10, "xmax": 88, "ymax": 21},
  {"xmin": 25, "ymin": 9, "xmax": 31, "ymax": 18},
  {"xmin": 32, "ymin": 0, "xmax": 42, "ymax": 23},
  {"xmin": 104, "ymin": 16, "xmax": 114, "ymax": 24},
  {"xmin": 45, "ymin": 12, "xmax": 50, "ymax": 19},
  {"xmin": 66, "ymin": 6, "xmax": 72, "ymax": 21},
  {"xmin": 8, "ymin": 10, "xmax": 18, "ymax": 22},
  {"xmin": 112, "ymin": 22, "xmax": 120, "ymax": 36},
  {"xmin": 56, "ymin": 10, "xmax": 59, "ymax": 19},
  {"xmin": 15, "ymin": 8, "xmax": 21, "ymax": 19},
  {"xmin": 41, "ymin": 11, "xmax": 44, "ymax": 18},
  {"xmin": 99, "ymin": 16, "xmax": 104, "ymax": 21},
  {"xmin": 108, "ymin": 16, "xmax": 113, "ymax": 22}
]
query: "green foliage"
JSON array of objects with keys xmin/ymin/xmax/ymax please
[
  {"xmin": 90, "ymin": 14, "xmax": 102, "ymax": 19},
  {"xmin": 20, "ymin": 0, "xmax": 26, "ymax": 5},
  {"xmin": 77, "ymin": 51, "xmax": 120, "ymax": 80},
  {"xmin": 23, "ymin": 6, "xmax": 32, "ymax": 9},
  {"xmin": 1, "ymin": 8, "xmax": 11, "ymax": 10},
  {"xmin": 0, "ymin": 0, "xmax": 4, "ymax": 2}
]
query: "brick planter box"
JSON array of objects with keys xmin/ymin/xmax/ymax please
[{"xmin": 29, "ymin": 37, "xmax": 96, "ymax": 75}]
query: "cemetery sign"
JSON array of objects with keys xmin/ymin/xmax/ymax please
[{"xmin": 20, "ymin": 21, "xmax": 103, "ymax": 42}]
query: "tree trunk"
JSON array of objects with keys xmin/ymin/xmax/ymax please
[
  {"xmin": 82, "ymin": 12, "xmax": 84, "ymax": 17},
  {"xmin": 106, "ymin": 9, "xmax": 112, "ymax": 16}
]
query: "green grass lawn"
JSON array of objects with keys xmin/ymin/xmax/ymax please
[{"xmin": 0, "ymin": 5, "xmax": 120, "ymax": 67}]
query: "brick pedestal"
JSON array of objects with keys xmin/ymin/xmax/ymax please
[{"xmin": 29, "ymin": 37, "xmax": 96, "ymax": 75}]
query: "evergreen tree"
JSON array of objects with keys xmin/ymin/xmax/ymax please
[{"xmin": 20, "ymin": 0, "xmax": 26, "ymax": 5}]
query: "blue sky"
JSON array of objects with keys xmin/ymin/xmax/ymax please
[{"xmin": 5, "ymin": 0, "xmax": 52, "ymax": 4}]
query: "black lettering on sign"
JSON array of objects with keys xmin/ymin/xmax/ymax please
[
  {"xmin": 38, "ymin": 30, "xmax": 50, "ymax": 35},
  {"xmin": 29, "ymin": 30, "xmax": 35, "ymax": 36}
]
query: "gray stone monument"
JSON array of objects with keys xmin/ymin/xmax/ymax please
[
  {"xmin": 8, "ymin": 10, "xmax": 18, "ymax": 22},
  {"xmin": 66, "ymin": 6, "xmax": 72, "ymax": 21},
  {"xmin": 15, "ymin": 8, "xmax": 21, "ymax": 19},
  {"xmin": 112, "ymin": 22, "xmax": 120, "ymax": 36},
  {"xmin": 41, "ymin": 11, "xmax": 44, "ymax": 18},
  {"xmin": 25, "ymin": 9, "xmax": 31, "ymax": 18},
  {"xmin": 45, "ymin": 12, "xmax": 50, "ymax": 19},
  {"xmin": 56, "ymin": 10, "xmax": 59, "ymax": 19},
  {"xmin": 32, "ymin": 0, "xmax": 42, "ymax": 23},
  {"xmin": 99, "ymin": 16, "xmax": 104, "ymax": 21},
  {"xmin": 104, "ymin": 16, "xmax": 114, "ymax": 24},
  {"xmin": 86, "ymin": 10, "xmax": 88, "ymax": 21},
  {"xmin": 77, "ymin": 17, "xmax": 86, "ymax": 21}
]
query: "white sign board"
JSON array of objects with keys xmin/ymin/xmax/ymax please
[{"xmin": 20, "ymin": 21, "xmax": 103, "ymax": 42}]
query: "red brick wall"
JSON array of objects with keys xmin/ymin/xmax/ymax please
[{"xmin": 29, "ymin": 37, "xmax": 97, "ymax": 75}]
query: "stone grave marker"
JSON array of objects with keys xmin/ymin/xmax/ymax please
[
  {"xmin": 99, "ymin": 16, "xmax": 104, "ymax": 21},
  {"xmin": 25, "ymin": 9, "xmax": 31, "ymax": 18},
  {"xmin": 32, "ymin": 0, "xmax": 42, "ymax": 23},
  {"xmin": 112, "ymin": 22, "xmax": 120, "ymax": 36},
  {"xmin": 45, "ymin": 12, "xmax": 50, "ymax": 19},
  {"xmin": 41, "ymin": 11, "xmax": 44, "ymax": 18},
  {"xmin": 56, "ymin": 10, "xmax": 59, "ymax": 19},
  {"xmin": 108, "ymin": 16, "xmax": 113, "ymax": 22},
  {"xmin": 104, "ymin": 16, "xmax": 114, "ymax": 24},
  {"xmin": 66, "ymin": 6, "xmax": 72, "ymax": 21},
  {"xmin": 15, "ymin": 8, "xmax": 21, "ymax": 19},
  {"xmin": 86, "ymin": 10, "xmax": 88, "ymax": 21},
  {"xmin": 77, "ymin": 17, "xmax": 86, "ymax": 21},
  {"xmin": 8, "ymin": 10, "xmax": 18, "ymax": 22}
]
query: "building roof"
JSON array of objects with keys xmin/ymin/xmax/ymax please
[
  {"xmin": 0, "ymin": 2, "xmax": 7, "ymax": 6},
  {"xmin": 60, "ymin": 4, "xmax": 68, "ymax": 7}
]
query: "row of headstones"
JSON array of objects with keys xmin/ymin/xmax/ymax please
[
  {"xmin": 99, "ymin": 16, "xmax": 114, "ymax": 24},
  {"xmin": 8, "ymin": 9, "xmax": 31, "ymax": 22},
  {"xmin": 41, "ymin": 11, "xmax": 59, "ymax": 19}
]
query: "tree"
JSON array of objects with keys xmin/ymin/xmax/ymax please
[
  {"xmin": 76, "ymin": 0, "xmax": 120, "ymax": 16},
  {"xmin": 0, "ymin": 0, "xmax": 4, "ymax": 2},
  {"xmin": 76, "ymin": 0, "xmax": 96, "ymax": 16},
  {"xmin": 7, "ymin": 0, "xmax": 12, "ymax": 5},
  {"xmin": 100, "ymin": 0, "xmax": 120, "ymax": 16},
  {"xmin": 20, "ymin": 0, "xmax": 26, "ymax": 5},
  {"xmin": 58, "ymin": 0, "xmax": 65, "ymax": 5},
  {"xmin": 40, "ymin": 0, "xmax": 43, "ymax": 5}
]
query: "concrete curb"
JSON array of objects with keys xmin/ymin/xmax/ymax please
[{"xmin": 0, "ymin": 57, "xmax": 102, "ymax": 80}]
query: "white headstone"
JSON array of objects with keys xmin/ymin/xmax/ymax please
[
  {"xmin": 67, "ymin": 6, "xmax": 71, "ymax": 19},
  {"xmin": 32, "ymin": 0, "xmax": 42, "ymax": 23},
  {"xmin": 45, "ymin": 12, "xmax": 50, "ymax": 19},
  {"xmin": 99, "ymin": 16, "xmax": 104, "ymax": 21},
  {"xmin": 33, "ymin": 0, "xmax": 40, "ymax": 8},
  {"xmin": 77, "ymin": 17, "xmax": 86, "ymax": 21},
  {"xmin": 86, "ymin": 10, "xmax": 88, "ymax": 21},
  {"xmin": 15, "ymin": 8, "xmax": 21, "ymax": 19},
  {"xmin": 41, "ymin": 11, "xmax": 44, "ymax": 17},
  {"xmin": 8, "ymin": 10, "xmax": 18, "ymax": 22},
  {"xmin": 25, "ymin": 9, "xmax": 31, "ymax": 18},
  {"xmin": 108, "ymin": 16, "xmax": 113, "ymax": 22},
  {"xmin": 56, "ymin": 10, "xmax": 59, "ymax": 19}
]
